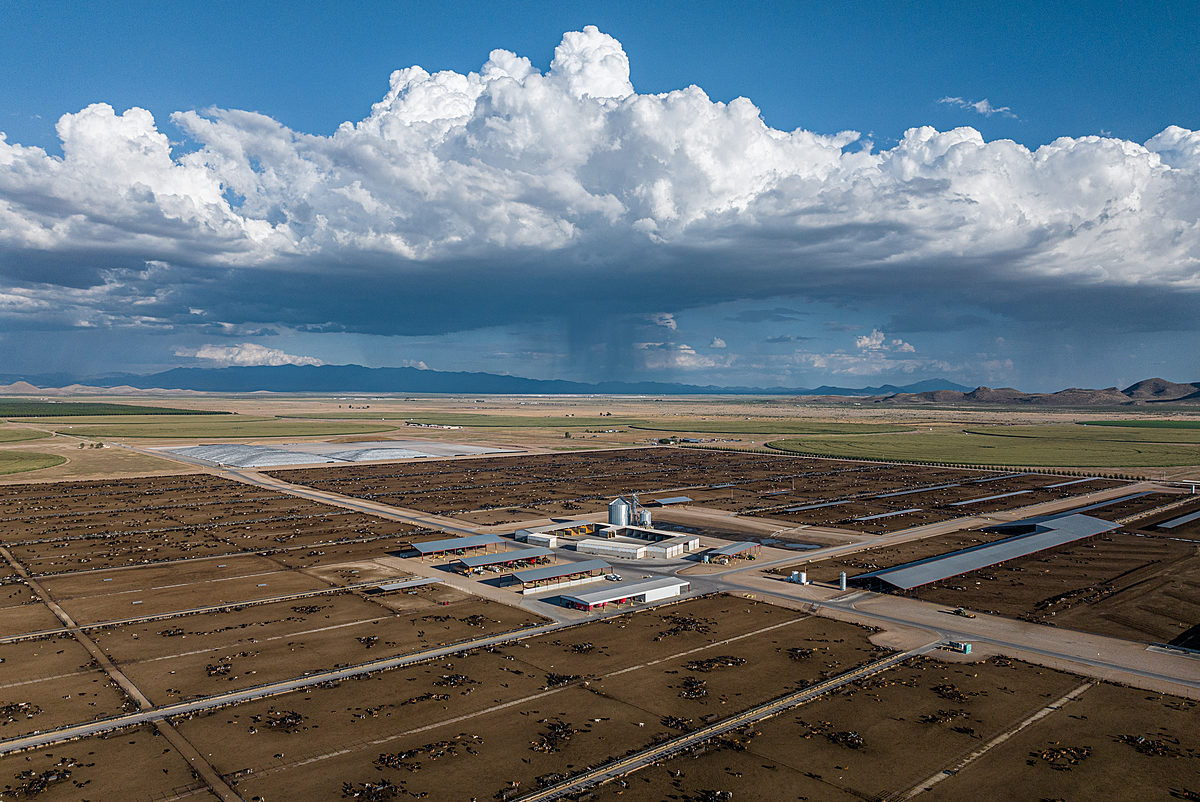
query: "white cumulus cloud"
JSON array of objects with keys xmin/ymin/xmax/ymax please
[
  {"xmin": 176, "ymin": 343, "xmax": 324, "ymax": 367},
  {"xmin": 0, "ymin": 25, "xmax": 1197, "ymax": 347}
]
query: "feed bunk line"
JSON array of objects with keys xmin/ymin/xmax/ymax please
[{"xmin": 516, "ymin": 643, "xmax": 937, "ymax": 802}]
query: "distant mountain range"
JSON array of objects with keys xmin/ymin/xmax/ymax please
[
  {"xmin": 0, "ymin": 365, "xmax": 1195, "ymax": 405},
  {"xmin": 869, "ymin": 377, "xmax": 1200, "ymax": 406},
  {"xmin": 0, "ymin": 365, "xmax": 970, "ymax": 397}
]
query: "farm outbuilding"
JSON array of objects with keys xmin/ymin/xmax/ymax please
[
  {"xmin": 561, "ymin": 577, "xmax": 690, "ymax": 611},
  {"xmin": 705, "ymin": 541, "xmax": 760, "ymax": 563},
  {"xmin": 577, "ymin": 539, "xmax": 647, "ymax": 559},
  {"xmin": 410, "ymin": 534, "xmax": 504, "ymax": 559}
]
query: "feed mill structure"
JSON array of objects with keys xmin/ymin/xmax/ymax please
[{"xmin": 609, "ymin": 494, "xmax": 652, "ymax": 528}]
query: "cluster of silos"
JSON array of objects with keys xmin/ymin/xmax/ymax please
[{"xmin": 608, "ymin": 495, "xmax": 652, "ymax": 528}]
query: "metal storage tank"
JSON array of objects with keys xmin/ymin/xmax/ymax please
[
  {"xmin": 608, "ymin": 497, "xmax": 631, "ymax": 527},
  {"xmin": 636, "ymin": 508, "xmax": 652, "ymax": 527}
]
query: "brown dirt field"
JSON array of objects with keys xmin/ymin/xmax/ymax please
[
  {"xmin": 0, "ymin": 635, "xmax": 96, "ymax": 688},
  {"xmin": 54, "ymin": 569, "xmax": 332, "ymax": 626},
  {"xmin": 924, "ymin": 682, "xmax": 1199, "ymax": 802},
  {"xmin": 0, "ymin": 472, "xmax": 426, "ymax": 575},
  {"xmin": 914, "ymin": 531, "xmax": 1200, "ymax": 645},
  {"xmin": 0, "ymin": 599, "xmax": 61, "ymax": 635},
  {"xmin": 267, "ymin": 448, "xmax": 1120, "ymax": 538},
  {"xmin": 38, "ymin": 554, "xmax": 290, "ymax": 601},
  {"xmin": 173, "ymin": 595, "xmax": 884, "ymax": 801},
  {"xmin": 0, "ymin": 666, "xmax": 131, "ymax": 739},
  {"xmin": 96, "ymin": 591, "xmax": 542, "ymax": 703},
  {"xmin": 592, "ymin": 655, "xmax": 1087, "ymax": 802},
  {"xmin": 1133, "ymin": 496, "xmax": 1200, "ymax": 540},
  {"xmin": 0, "ymin": 724, "xmax": 214, "ymax": 801},
  {"xmin": 269, "ymin": 450, "xmax": 993, "ymax": 517}
]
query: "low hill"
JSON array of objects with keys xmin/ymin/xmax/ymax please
[{"xmin": 874, "ymin": 379, "xmax": 1200, "ymax": 407}]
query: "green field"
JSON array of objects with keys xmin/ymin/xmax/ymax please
[
  {"xmin": 968, "ymin": 425, "xmax": 1200, "ymax": 444},
  {"xmin": 54, "ymin": 418, "xmax": 399, "ymax": 439},
  {"xmin": 631, "ymin": 421, "xmax": 913, "ymax": 435},
  {"xmin": 0, "ymin": 450, "xmax": 67, "ymax": 475},
  {"xmin": 0, "ymin": 428, "xmax": 51, "ymax": 443},
  {"xmin": 285, "ymin": 412, "xmax": 645, "ymax": 428},
  {"xmin": 768, "ymin": 427, "xmax": 1200, "ymax": 467},
  {"xmin": 1082, "ymin": 419, "xmax": 1200, "ymax": 430},
  {"xmin": 0, "ymin": 399, "xmax": 226, "ymax": 417},
  {"xmin": 33, "ymin": 415, "xmax": 277, "ymax": 426}
]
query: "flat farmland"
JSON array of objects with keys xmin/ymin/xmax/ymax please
[
  {"xmin": 0, "ymin": 636, "xmax": 134, "ymax": 740},
  {"xmin": 48, "ymin": 567, "xmax": 332, "ymax": 625},
  {"xmin": 93, "ymin": 586, "xmax": 542, "ymax": 703},
  {"xmin": 591, "ymin": 657, "xmax": 1186, "ymax": 802},
  {"xmin": 756, "ymin": 473, "xmax": 1129, "ymax": 533},
  {"xmin": 914, "ymin": 531, "xmax": 1200, "ymax": 645},
  {"xmin": 0, "ymin": 473, "xmax": 428, "ymax": 575},
  {"xmin": 924, "ymin": 681, "xmax": 1199, "ymax": 801},
  {"xmin": 172, "ymin": 596, "xmax": 885, "ymax": 800},
  {"xmin": 269, "ymin": 448, "xmax": 1115, "ymax": 534},
  {"xmin": 0, "ymin": 724, "xmax": 213, "ymax": 801},
  {"xmin": 0, "ymin": 582, "xmax": 61, "ymax": 633},
  {"xmin": 769, "ymin": 426, "xmax": 1200, "ymax": 467}
]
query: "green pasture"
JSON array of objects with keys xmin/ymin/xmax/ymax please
[
  {"xmin": 284, "ymin": 412, "xmax": 644, "ymax": 428},
  {"xmin": 0, "ymin": 428, "xmax": 51, "ymax": 443},
  {"xmin": 631, "ymin": 421, "xmax": 913, "ymax": 435},
  {"xmin": 0, "ymin": 399, "xmax": 225, "ymax": 417},
  {"xmin": 768, "ymin": 426, "xmax": 1200, "ymax": 467},
  {"xmin": 1081, "ymin": 419, "xmax": 1200, "ymax": 430},
  {"xmin": 0, "ymin": 450, "xmax": 67, "ymax": 475},
  {"xmin": 968, "ymin": 425, "xmax": 1200, "ymax": 444}
]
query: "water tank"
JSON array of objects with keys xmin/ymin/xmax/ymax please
[
  {"xmin": 839, "ymin": 572, "xmax": 847, "ymax": 591},
  {"xmin": 608, "ymin": 497, "xmax": 631, "ymax": 527}
]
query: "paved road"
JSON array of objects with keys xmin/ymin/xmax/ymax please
[
  {"xmin": 717, "ymin": 573, "xmax": 1200, "ymax": 696},
  {"xmin": 516, "ymin": 643, "xmax": 937, "ymax": 801}
]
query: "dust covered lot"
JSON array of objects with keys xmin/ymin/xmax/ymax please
[
  {"xmin": 168, "ymin": 595, "xmax": 885, "ymax": 800},
  {"xmin": 592, "ymin": 657, "xmax": 1198, "ymax": 802},
  {"xmin": 0, "ymin": 473, "xmax": 432, "ymax": 575},
  {"xmin": 92, "ymin": 584, "xmax": 541, "ymax": 703},
  {"xmin": 269, "ymin": 448, "xmax": 1123, "ymax": 534}
]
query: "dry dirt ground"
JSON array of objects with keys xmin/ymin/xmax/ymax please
[
  {"xmin": 913, "ymin": 530, "xmax": 1200, "ymax": 647},
  {"xmin": 268, "ymin": 448, "xmax": 1121, "ymax": 536},
  {"xmin": 169, "ymin": 595, "xmax": 885, "ymax": 802},
  {"xmin": 0, "ymin": 473, "xmax": 436, "ymax": 576},
  {"xmin": 589, "ymin": 656, "xmax": 1198, "ymax": 802}
]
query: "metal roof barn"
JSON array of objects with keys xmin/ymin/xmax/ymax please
[
  {"xmin": 853, "ymin": 513, "xmax": 1119, "ymax": 591},
  {"xmin": 457, "ymin": 547, "xmax": 552, "ymax": 569},
  {"xmin": 512, "ymin": 559, "xmax": 611, "ymax": 586},
  {"xmin": 652, "ymin": 496, "xmax": 692, "ymax": 505},
  {"xmin": 561, "ymin": 577, "xmax": 690, "ymax": 609},
  {"xmin": 412, "ymin": 534, "xmax": 504, "ymax": 556}
]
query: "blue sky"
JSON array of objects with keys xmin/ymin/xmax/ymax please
[{"xmin": 0, "ymin": 1, "xmax": 1197, "ymax": 390}]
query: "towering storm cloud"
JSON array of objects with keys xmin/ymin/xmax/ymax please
[{"xmin": 0, "ymin": 26, "xmax": 1196, "ymax": 378}]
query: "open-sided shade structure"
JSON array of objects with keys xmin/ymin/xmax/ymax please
[
  {"xmin": 411, "ymin": 534, "xmax": 504, "ymax": 556},
  {"xmin": 852, "ymin": 513, "xmax": 1119, "ymax": 591}
]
